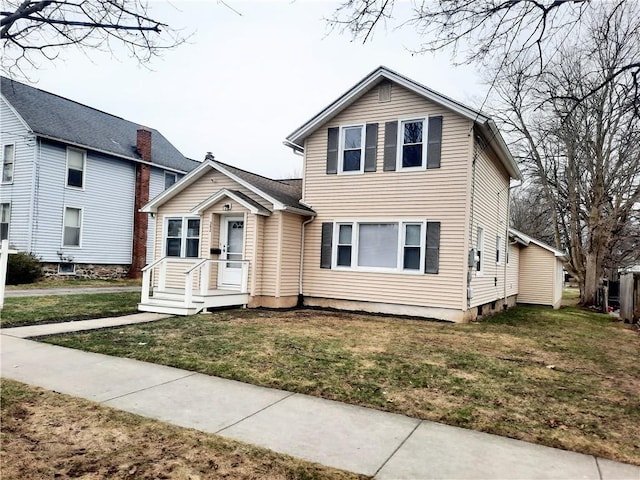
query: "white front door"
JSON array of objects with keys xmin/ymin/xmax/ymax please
[{"xmin": 218, "ymin": 216, "xmax": 244, "ymax": 288}]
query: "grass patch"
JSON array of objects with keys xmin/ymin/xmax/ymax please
[
  {"xmin": 0, "ymin": 379, "xmax": 365, "ymax": 480},
  {"xmin": 0, "ymin": 292, "xmax": 140, "ymax": 327},
  {"xmin": 44, "ymin": 306, "xmax": 640, "ymax": 465},
  {"xmin": 5, "ymin": 278, "xmax": 141, "ymax": 290}
]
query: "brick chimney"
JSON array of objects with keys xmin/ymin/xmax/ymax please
[{"xmin": 128, "ymin": 127, "xmax": 152, "ymax": 279}]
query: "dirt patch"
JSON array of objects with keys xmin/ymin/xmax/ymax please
[{"xmin": 0, "ymin": 380, "xmax": 367, "ymax": 480}]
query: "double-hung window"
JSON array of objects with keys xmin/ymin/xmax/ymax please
[
  {"xmin": 496, "ymin": 236, "xmax": 503, "ymax": 264},
  {"xmin": 165, "ymin": 217, "xmax": 200, "ymax": 257},
  {"xmin": 339, "ymin": 125, "xmax": 365, "ymax": 173},
  {"xmin": 63, "ymin": 207, "xmax": 82, "ymax": 247},
  {"xmin": 66, "ymin": 147, "xmax": 86, "ymax": 188},
  {"xmin": 399, "ymin": 119, "xmax": 425, "ymax": 169},
  {"xmin": 333, "ymin": 221, "xmax": 426, "ymax": 272},
  {"xmin": 476, "ymin": 227, "xmax": 484, "ymax": 274},
  {"xmin": 0, "ymin": 203, "xmax": 10, "ymax": 240},
  {"xmin": 2, "ymin": 144, "xmax": 15, "ymax": 183}
]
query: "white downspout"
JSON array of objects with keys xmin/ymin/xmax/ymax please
[{"xmin": 299, "ymin": 216, "xmax": 316, "ymax": 296}]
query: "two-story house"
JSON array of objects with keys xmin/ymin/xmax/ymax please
[
  {"xmin": 0, "ymin": 77, "xmax": 199, "ymax": 278},
  {"xmin": 138, "ymin": 67, "xmax": 565, "ymax": 321}
]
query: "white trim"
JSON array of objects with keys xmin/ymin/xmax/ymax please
[
  {"xmin": 508, "ymin": 228, "xmax": 566, "ymax": 258},
  {"xmin": 284, "ymin": 66, "xmax": 521, "ymax": 180},
  {"xmin": 162, "ymin": 214, "xmax": 201, "ymax": 258},
  {"xmin": 35, "ymin": 133, "xmax": 190, "ymax": 175},
  {"xmin": 62, "ymin": 205, "xmax": 83, "ymax": 248},
  {"xmin": 0, "ymin": 202, "xmax": 10, "ymax": 241},
  {"xmin": 476, "ymin": 226, "xmax": 484, "ymax": 276},
  {"xmin": 396, "ymin": 116, "xmax": 429, "ymax": 171},
  {"xmin": 338, "ymin": 124, "xmax": 365, "ymax": 175},
  {"xmin": 496, "ymin": 235, "xmax": 503, "ymax": 265},
  {"xmin": 331, "ymin": 218, "xmax": 428, "ymax": 274},
  {"xmin": 58, "ymin": 263, "xmax": 76, "ymax": 275},
  {"xmin": 190, "ymin": 188, "xmax": 271, "ymax": 216},
  {"xmin": 65, "ymin": 146, "xmax": 86, "ymax": 190},
  {"xmin": 1, "ymin": 143, "xmax": 15, "ymax": 184},
  {"xmin": 212, "ymin": 162, "xmax": 287, "ymax": 210},
  {"xmin": 0, "ymin": 94, "xmax": 31, "ymax": 131}
]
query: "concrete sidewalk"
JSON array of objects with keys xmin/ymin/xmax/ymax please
[
  {"xmin": 4, "ymin": 286, "xmax": 141, "ymax": 297},
  {"xmin": 1, "ymin": 318, "xmax": 638, "ymax": 479}
]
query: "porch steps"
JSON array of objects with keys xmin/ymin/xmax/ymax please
[{"xmin": 138, "ymin": 288, "xmax": 250, "ymax": 316}]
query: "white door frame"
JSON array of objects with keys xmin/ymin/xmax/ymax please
[{"xmin": 218, "ymin": 215, "xmax": 245, "ymax": 288}]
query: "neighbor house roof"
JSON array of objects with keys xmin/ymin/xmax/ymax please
[
  {"xmin": 142, "ymin": 158, "xmax": 314, "ymax": 216},
  {"xmin": 1, "ymin": 76, "xmax": 199, "ymax": 174},
  {"xmin": 509, "ymin": 228, "xmax": 567, "ymax": 259},
  {"xmin": 285, "ymin": 65, "xmax": 521, "ymax": 180}
]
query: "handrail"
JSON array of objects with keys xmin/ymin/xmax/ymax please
[
  {"xmin": 141, "ymin": 255, "xmax": 166, "ymax": 272},
  {"xmin": 184, "ymin": 258, "xmax": 209, "ymax": 275}
]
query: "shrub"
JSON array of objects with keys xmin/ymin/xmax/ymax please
[{"xmin": 6, "ymin": 252, "xmax": 43, "ymax": 285}]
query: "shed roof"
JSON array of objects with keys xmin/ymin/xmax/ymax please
[{"xmin": 1, "ymin": 76, "xmax": 199, "ymax": 173}]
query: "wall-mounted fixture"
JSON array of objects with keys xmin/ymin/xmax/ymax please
[{"xmin": 223, "ymin": 203, "xmax": 232, "ymax": 211}]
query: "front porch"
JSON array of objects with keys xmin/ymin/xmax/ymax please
[{"xmin": 138, "ymin": 257, "xmax": 250, "ymax": 315}]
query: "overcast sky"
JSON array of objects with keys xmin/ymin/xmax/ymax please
[{"xmin": 16, "ymin": 1, "xmax": 486, "ymax": 179}]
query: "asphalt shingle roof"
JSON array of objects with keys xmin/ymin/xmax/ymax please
[
  {"xmin": 1, "ymin": 76, "xmax": 199, "ymax": 173},
  {"xmin": 212, "ymin": 160, "xmax": 312, "ymax": 212}
]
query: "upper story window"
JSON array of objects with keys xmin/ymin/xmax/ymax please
[
  {"xmin": 164, "ymin": 172, "xmax": 177, "ymax": 190},
  {"xmin": 66, "ymin": 147, "xmax": 86, "ymax": 189},
  {"xmin": 476, "ymin": 226, "xmax": 484, "ymax": 275},
  {"xmin": 165, "ymin": 217, "xmax": 200, "ymax": 258},
  {"xmin": 399, "ymin": 119, "xmax": 425, "ymax": 169},
  {"xmin": 2, "ymin": 144, "xmax": 15, "ymax": 183},
  {"xmin": 63, "ymin": 207, "xmax": 82, "ymax": 247},
  {"xmin": 339, "ymin": 125, "xmax": 365, "ymax": 173},
  {"xmin": 0, "ymin": 203, "xmax": 10, "ymax": 240}
]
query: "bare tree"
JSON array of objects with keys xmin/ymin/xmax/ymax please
[
  {"xmin": 328, "ymin": 0, "xmax": 639, "ymax": 110},
  {"xmin": 490, "ymin": 4, "xmax": 640, "ymax": 305},
  {"xmin": 510, "ymin": 186, "xmax": 555, "ymax": 247},
  {"xmin": 1, "ymin": 0, "xmax": 185, "ymax": 76}
]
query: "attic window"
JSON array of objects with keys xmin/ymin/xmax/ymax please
[{"xmin": 378, "ymin": 82, "xmax": 391, "ymax": 102}]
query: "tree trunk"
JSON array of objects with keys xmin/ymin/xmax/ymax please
[{"xmin": 583, "ymin": 251, "xmax": 599, "ymax": 305}]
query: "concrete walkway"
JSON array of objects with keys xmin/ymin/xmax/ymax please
[
  {"xmin": 4, "ymin": 286, "xmax": 141, "ymax": 297},
  {"xmin": 1, "ymin": 317, "xmax": 638, "ymax": 479}
]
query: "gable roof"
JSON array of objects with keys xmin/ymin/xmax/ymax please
[
  {"xmin": 191, "ymin": 189, "xmax": 271, "ymax": 216},
  {"xmin": 142, "ymin": 158, "xmax": 314, "ymax": 216},
  {"xmin": 1, "ymin": 76, "xmax": 199, "ymax": 174},
  {"xmin": 509, "ymin": 228, "xmax": 567, "ymax": 259},
  {"xmin": 284, "ymin": 65, "xmax": 521, "ymax": 180}
]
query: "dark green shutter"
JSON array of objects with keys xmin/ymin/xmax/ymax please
[
  {"xmin": 364, "ymin": 123, "xmax": 378, "ymax": 172},
  {"xmin": 425, "ymin": 221, "xmax": 441, "ymax": 274},
  {"xmin": 383, "ymin": 121, "xmax": 397, "ymax": 171},
  {"xmin": 321, "ymin": 222, "xmax": 333, "ymax": 269},
  {"xmin": 327, "ymin": 127, "xmax": 339, "ymax": 174},
  {"xmin": 427, "ymin": 116, "xmax": 443, "ymax": 169}
]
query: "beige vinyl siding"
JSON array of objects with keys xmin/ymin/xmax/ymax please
[
  {"xmin": 279, "ymin": 212, "xmax": 303, "ymax": 297},
  {"xmin": 302, "ymin": 83, "xmax": 473, "ymax": 311},
  {"xmin": 152, "ymin": 168, "xmax": 270, "ymax": 290},
  {"xmin": 259, "ymin": 210, "xmax": 280, "ymax": 297},
  {"xmin": 506, "ymin": 242, "xmax": 519, "ymax": 297},
  {"xmin": 518, "ymin": 243, "xmax": 555, "ymax": 306},
  {"xmin": 468, "ymin": 134, "xmax": 511, "ymax": 308}
]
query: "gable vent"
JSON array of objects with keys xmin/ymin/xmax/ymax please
[{"xmin": 378, "ymin": 82, "xmax": 391, "ymax": 102}]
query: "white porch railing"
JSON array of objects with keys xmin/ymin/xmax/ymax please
[{"xmin": 141, "ymin": 257, "xmax": 250, "ymax": 308}]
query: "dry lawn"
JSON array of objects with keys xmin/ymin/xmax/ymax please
[
  {"xmin": 0, "ymin": 379, "xmax": 367, "ymax": 480},
  {"xmin": 44, "ymin": 304, "xmax": 640, "ymax": 466}
]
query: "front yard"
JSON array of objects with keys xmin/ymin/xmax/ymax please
[
  {"xmin": 0, "ymin": 379, "xmax": 364, "ymax": 480},
  {"xmin": 0, "ymin": 292, "xmax": 141, "ymax": 328},
  {"xmin": 43, "ymin": 304, "xmax": 640, "ymax": 465}
]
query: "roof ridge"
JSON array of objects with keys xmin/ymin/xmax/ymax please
[
  {"xmin": 213, "ymin": 160, "xmax": 298, "ymax": 190},
  {"xmin": 1, "ymin": 76, "xmax": 149, "ymax": 130}
]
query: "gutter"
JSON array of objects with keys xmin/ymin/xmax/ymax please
[
  {"xmin": 35, "ymin": 133, "xmax": 190, "ymax": 175},
  {"xmin": 283, "ymin": 140, "xmax": 304, "ymax": 155}
]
